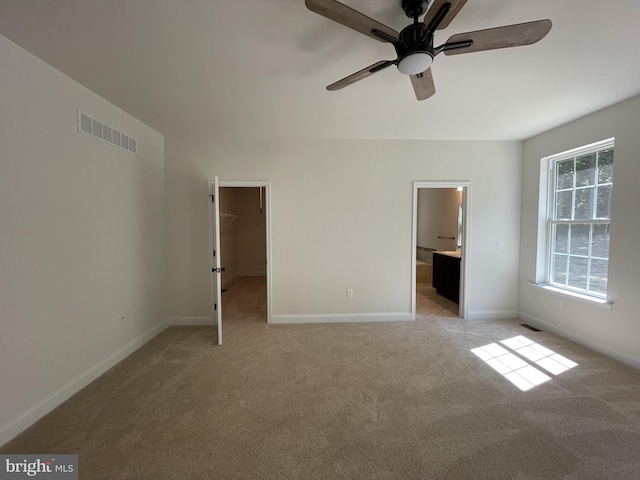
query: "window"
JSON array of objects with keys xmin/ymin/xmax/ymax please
[{"xmin": 545, "ymin": 139, "xmax": 614, "ymax": 299}]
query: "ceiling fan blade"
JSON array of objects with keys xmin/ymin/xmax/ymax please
[
  {"xmin": 305, "ymin": 0, "xmax": 399, "ymax": 43},
  {"xmin": 444, "ymin": 19, "xmax": 552, "ymax": 56},
  {"xmin": 410, "ymin": 69, "xmax": 436, "ymax": 101},
  {"xmin": 326, "ymin": 60, "xmax": 396, "ymax": 91},
  {"xmin": 423, "ymin": 0, "xmax": 468, "ymax": 30}
]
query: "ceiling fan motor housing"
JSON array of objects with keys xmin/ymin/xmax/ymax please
[
  {"xmin": 395, "ymin": 23, "xmax": 434, "ymax": 75},
  {"xmin": 398, "ymin": 22, "xmax": 432, "ymax": 50}
]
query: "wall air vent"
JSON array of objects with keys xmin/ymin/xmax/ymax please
[
  {"xmin": 520, "ymin": 323, "xmax": 542, "ymax": 332},
  {"xmin": 77, "ymin": 110, "xmax": 137, "ymax": 154}
]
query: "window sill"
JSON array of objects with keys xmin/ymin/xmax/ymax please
[{"xmin": 529, "ymin": 283, "xmax": 613, "ymax": 310}]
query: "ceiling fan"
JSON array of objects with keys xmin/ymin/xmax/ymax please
[{"xmin": 305, "ymin": 0, "xmax": 552, "ymax": 100}]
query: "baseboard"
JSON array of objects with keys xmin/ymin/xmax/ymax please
[
  {"xmin": 270, "ymin": 312, "xmax": 412, "ymax": 324},
  {"xmin": 467, "ymin": 310, "xmax": 518, "ymax": 320},
  {"xmin": 169, "ymin": 316, "xmax": 213, "ymax": 326},
  {"xmin": 222, "ymin": 273, "xmax": 238, "ymax": 288},
  {"xmin": 518, "ymin": 311, "xmax": 640, "ymax": 370},
  {"xmin": 221, "ymin": 272, "xmax": 264, "ymax": 287},
  {"xmin": 0, "ymin": 319, "xmax": 171, "ymax": 447}
]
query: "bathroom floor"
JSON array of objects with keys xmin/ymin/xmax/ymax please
[{"xmin": 416, "ymin": 283, "xmax": 459, "ymax": 318}]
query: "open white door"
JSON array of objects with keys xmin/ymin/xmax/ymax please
[{"xmin": 208, "ymin": 177, "xmax": 223, "ymax": 345}]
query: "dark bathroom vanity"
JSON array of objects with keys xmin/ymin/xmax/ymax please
[{"xmin": 432, "ymin": 251, "xmax": 461, "ymax": 303}]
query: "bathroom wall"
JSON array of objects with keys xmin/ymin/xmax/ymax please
[{"xmin": 417, "ymin": 188, "xmax": 462, "ymax": 253}]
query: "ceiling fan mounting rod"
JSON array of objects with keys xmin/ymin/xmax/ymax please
[{"xmin": 401, "ymin": 0, "xmax": 431, "ymax": 19}]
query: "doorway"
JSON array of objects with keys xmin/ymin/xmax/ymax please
[
  {"xmin": 208, "ymin": 180, "xmax": 272, "ymax": 345},
  {"xmin": 411, "ymin": 182, "xmax": 470, "ymax": 320}
]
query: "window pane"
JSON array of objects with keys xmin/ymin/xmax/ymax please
[
  {"xmin": 568, "ymin": 256, "xmax": 588, "ymax": 290},
  {"xmin": 553, "ymin": 224, "xmax": 569, "ymax": 253},
  {"xmin": 551, "ymin": 254, "xmax": 567, "ymax": 285},
  {"xmin": 596, "ymin": 185, "xmax": 612, "ymax": 219},
  {"xmin": 590, "ymin": 259, "xmax": 608, "ymax": 295},
  {"xmin": 556, "ymin": 160, "xmax": 574, "ymax": 190},
  {"xmin": 570, "ymin": 224, "xmax": 590, "ymax": 256},
  {"xmin": 591, "ymin": 224, "xmax": 610, "ymax": 259},
  {"xmin": 598, "ymin": 149, "xmax": 613, "ymax": 184},
  {"xmin": 556, "ymin": 191, "xmax": 572, "ymax": 220},
  {"xmin": 574, "ymin": 188, "xmax": 593, "ymax": 220},
  {"xmin": 575, "ymin": 154, "xmax": 596, "ymax": 187},
  {"xmin": 547, "ymin": 143, "xmax": 613, "ymax": 298}
]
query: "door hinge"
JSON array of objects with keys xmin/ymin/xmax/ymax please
[
  {"xmin": 214, "ymin": 303, "xmax": 217, "ymax": 311},
  {"xmin": 210, "ymin": 194, "xmax": 215, "ymax": 203},
  {"xmin": 213, "ymin": 249, "xmax": 216, "ymax": 257}
]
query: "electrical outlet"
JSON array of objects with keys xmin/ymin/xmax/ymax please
[
  {"xmin": 113, "ymin": 315, "xmax": 125, "ymax": 327},
  {"xmin": 555, "ymin": 299, "xmax": 562, "ymax": 309},
  {"xmin": 347, "ymin": 289, "xmax": 354, "ymax": 299}
]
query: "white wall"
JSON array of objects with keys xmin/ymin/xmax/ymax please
[
  {"xmin": 0, "ymin": 35, "xmax": 166, "ymax": 444},
  {"xmin": 519, "ymin": 94, "xmax": 640, "ymax": 369},
  {"xmin": 417, "ymin": 188, "xmax": 462, "ymax": 252},
  {"xmin": 165, "ymin": 138, "xmax": 522, "ymax": 322}
]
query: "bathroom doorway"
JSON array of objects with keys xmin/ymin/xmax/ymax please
[{"xmin": 411, "ymin": 182, "xmax": 470, "ymax": 319}]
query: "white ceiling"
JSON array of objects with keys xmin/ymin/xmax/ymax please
[{"xmin": 1, "ymin": 0, "xmax": 640, "ymax": 141}]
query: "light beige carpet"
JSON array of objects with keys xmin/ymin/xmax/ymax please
[{"xmin": 3, "ymin": 277, "xmax": 640, "ymax": 479}]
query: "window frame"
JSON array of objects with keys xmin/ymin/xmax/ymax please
[{"xmin": 543, "ymin": 138, "xmax": 614, "ymax": 300}]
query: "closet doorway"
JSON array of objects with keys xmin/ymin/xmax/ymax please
[{"xmin": 209, "ymin": 180, "xmax": 272, "ymax": 344}]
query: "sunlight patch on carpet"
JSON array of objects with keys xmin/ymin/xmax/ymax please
[{"xmin": 471, "ymin": 335, "xmax": 578, "ymax": 391}]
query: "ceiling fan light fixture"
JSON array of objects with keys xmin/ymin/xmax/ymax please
[
  {"xmin": 397, "ymin": 52, "xmax": 433, "ymax": 75},
  {"xmin": 305, "ymin": 0, "xmax": 553, "ymax": 100}
]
